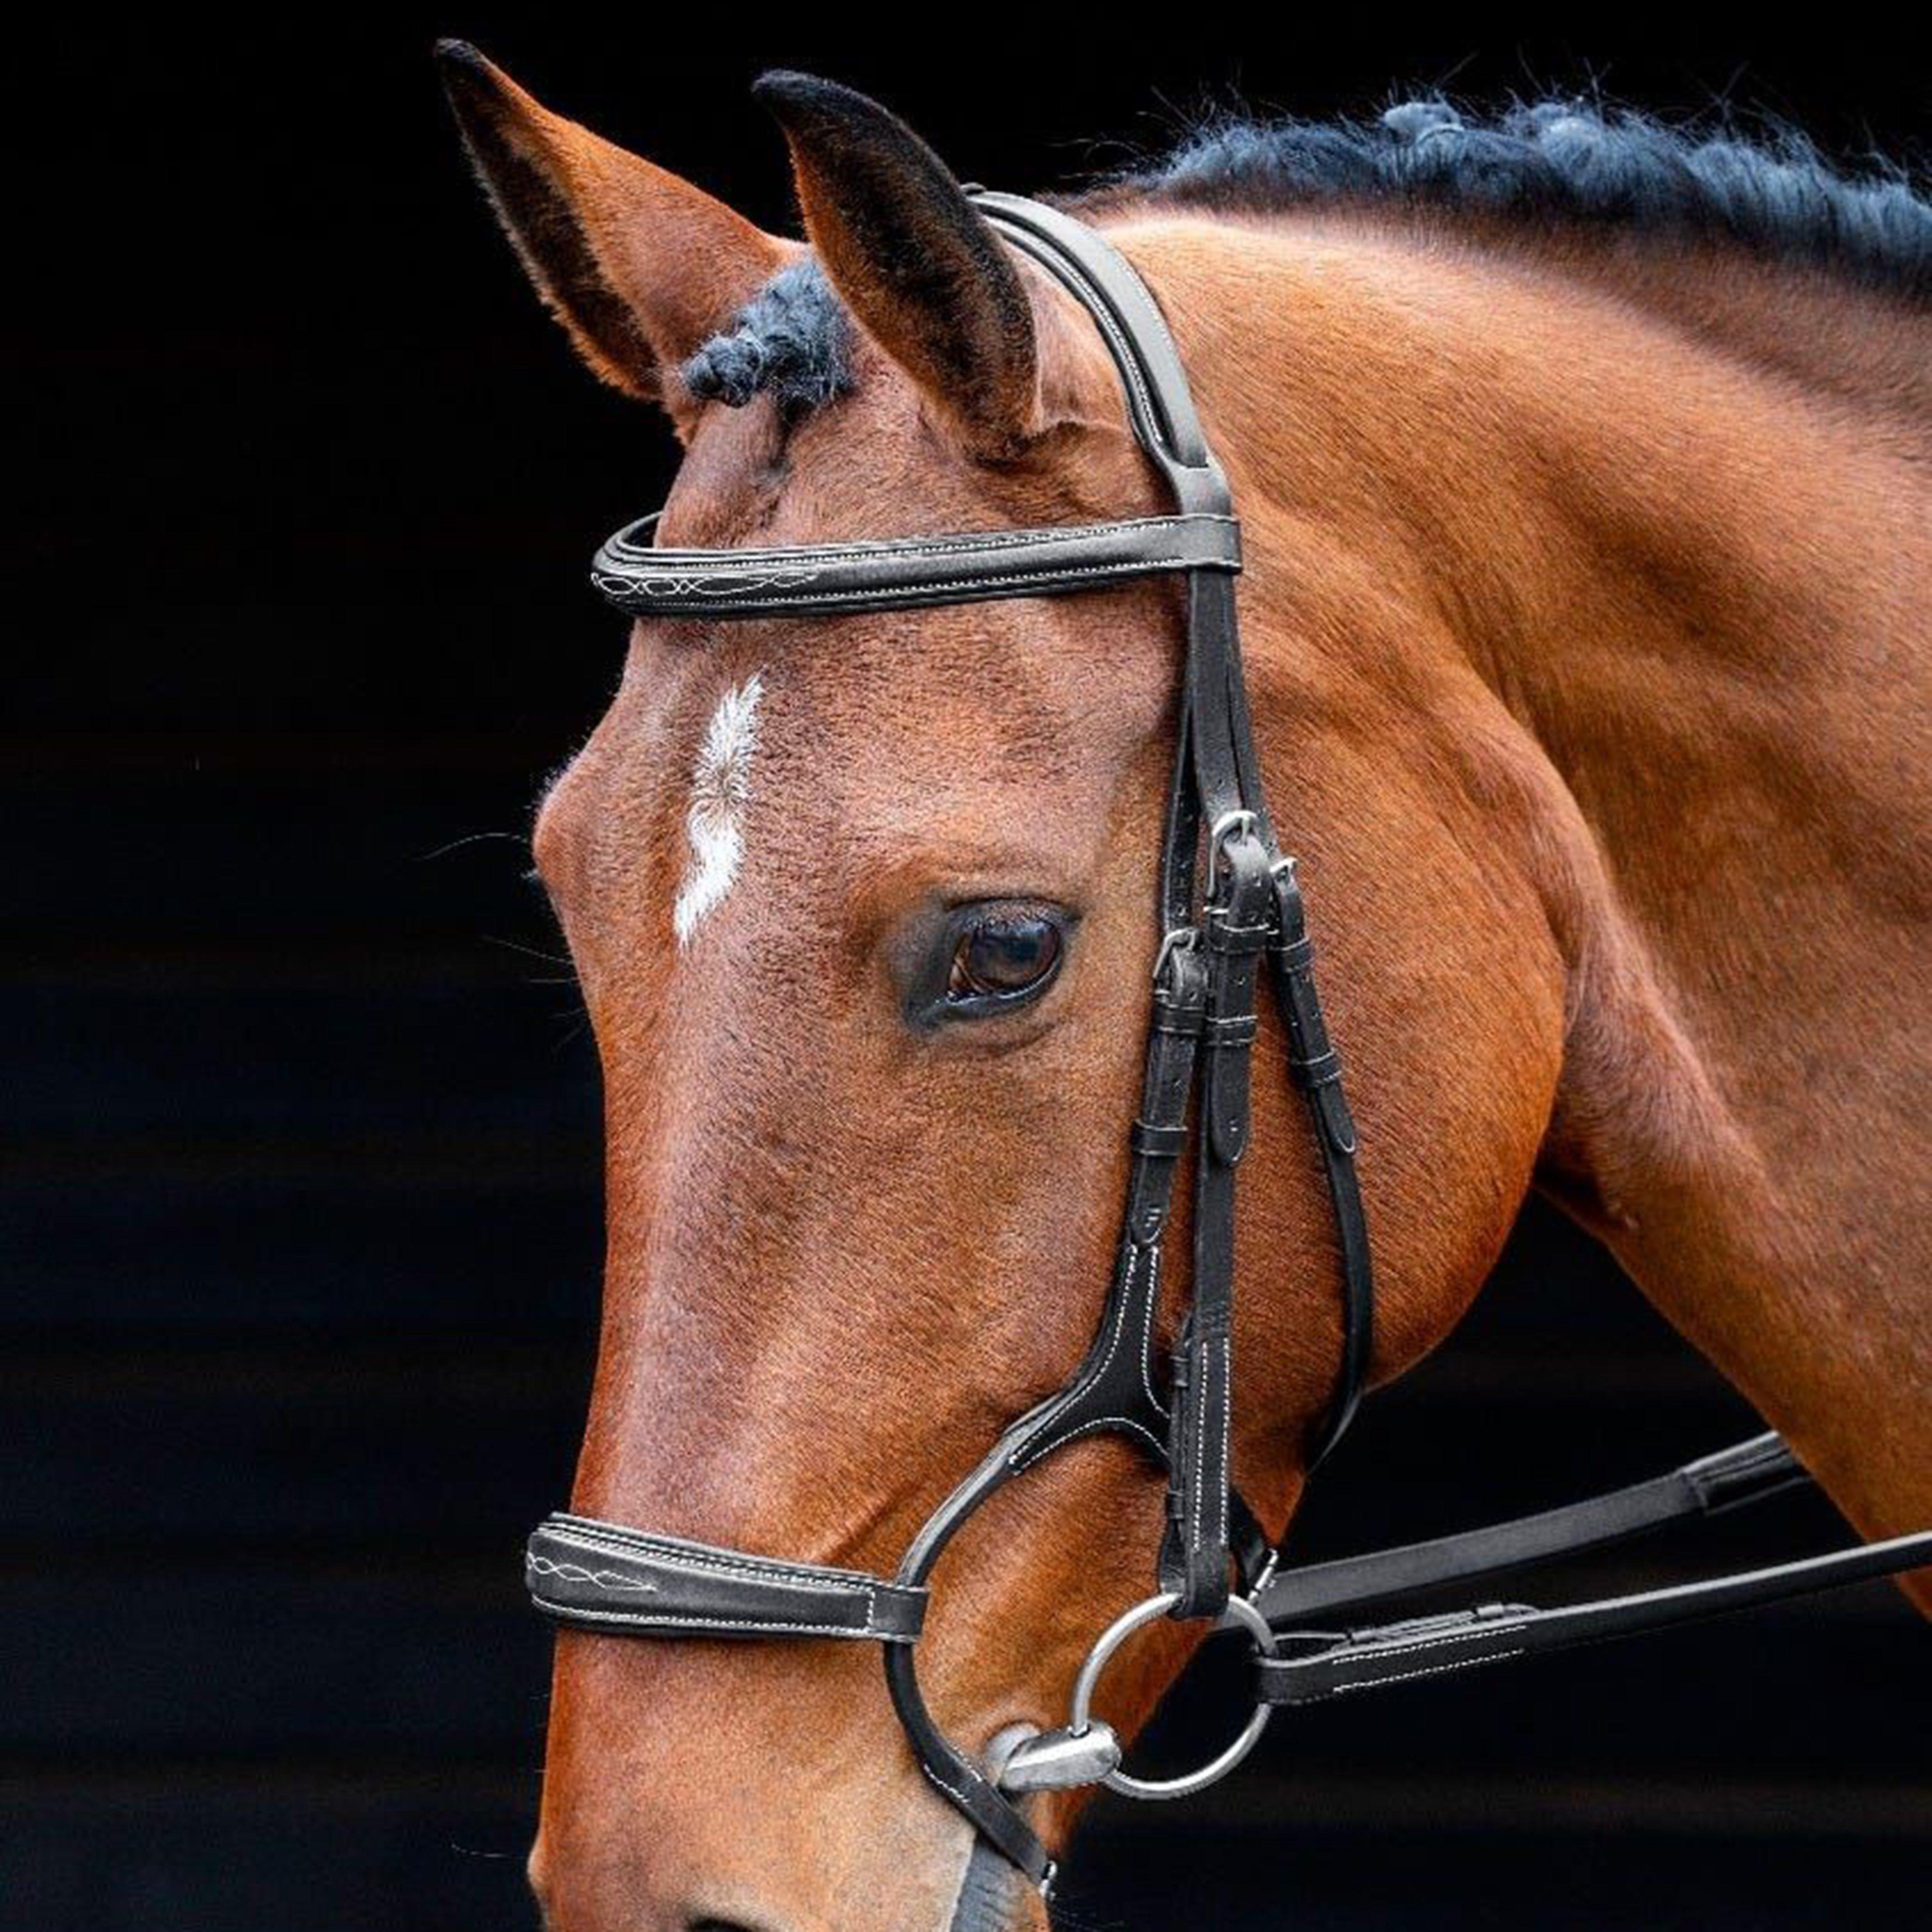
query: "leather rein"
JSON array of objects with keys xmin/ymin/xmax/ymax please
[{"xmin": 526, "ymin": 193, "xmax": 1932, "ymax": 1897}]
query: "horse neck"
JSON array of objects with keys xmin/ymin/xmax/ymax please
[{"xmin": 1147, "ymin": 212, "xmax": 1932, "ymax": 1534}]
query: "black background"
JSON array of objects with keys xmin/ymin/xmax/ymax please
[{"xmin": 10, "ymin": 16, "xmax": 1930, "ymax": 1931}]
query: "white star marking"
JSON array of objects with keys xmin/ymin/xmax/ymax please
[{"xmin": 673, "ymin": 673, "xmax": 765, "ymax": 947}]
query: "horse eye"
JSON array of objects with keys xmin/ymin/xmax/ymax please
[{"xmin": 948, "ymin": 912, "xmax": 1065, "ymax": 1006}]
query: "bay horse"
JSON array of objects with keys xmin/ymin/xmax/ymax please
[{"xmin": 439, "ymin": 43, "xmax": 1931, "ymax": 1932}]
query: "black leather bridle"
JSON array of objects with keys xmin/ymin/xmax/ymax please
[{"xmin": 525, "ymin": 194, "xmax": 1932, "ymax": 1896}]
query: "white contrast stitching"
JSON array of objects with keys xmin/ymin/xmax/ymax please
[
  {"xmin": 526, "ymin": 1555, "xmax": 658, "ymax": 1592},
  {"xmin": 1183, "ymin": 1368, "xmax": 1202, "ymax": 1557},
  {"xmin": 542, "ymin": 1520, "xmax": 880, "ymax": 1587},
  {"xmin": 1217, "ymin": 1330, "xmax": 1231, "ymax": 1551},
  {"xmin": 602, "ymin": 513, "xmax": 1235, "ymax": 568},
  {"xmin": 535, "ymin": 1524, "xmax": 905, "ymax": 1609},
  {"xmin": 1333, "ymin": 1619, "xmax": 1532, "ymax": 1664},
  {"xmin": 1016, "ymin": 1413, "xmax": 1167, "ymax": 1465},
  {"xmin": 1137, "ymin": 1243, "xmax": 1166, "ymax": 1419},
  {"xmin": 599, "ymin": 551, "xmax": 1230, "ymax": 614},
  {"xmin": 530, "ymin": 1595, "xmax": 914, "ymax": 1641},
  {"xmin": 1007, "ymin": 1240, "xmax": 1153, "ymax": 1471},
  {"xmin": 1304, "ymin": 1645, "xmax": 1529, "ymax": 1700}
]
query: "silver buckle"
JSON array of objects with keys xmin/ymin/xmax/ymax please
[
  {"xmin": 1151, "ymin": 924, "xmax": 1198, "ymax": 990},
  {"xmin": 1210, "ymin": 807, "xmax": 1259, "ymax": 849}
]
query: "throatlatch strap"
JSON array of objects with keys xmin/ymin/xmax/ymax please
[{"xmin": 1269, "ymin": 859, "xmax": 1371, "ymax": 1468}]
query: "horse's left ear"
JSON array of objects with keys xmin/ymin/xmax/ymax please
[
  {"xmin": 753, "ymin": 72, "xmax": 1041, "ymax": 459},
  {"xmin": 438, "ymin": 41, "xmax": 787, "ymax": 415}
]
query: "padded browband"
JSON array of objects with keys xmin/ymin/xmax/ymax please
[
  {"xmin": 592, "ymin": 510, "xmax": 1240, "ymax": 619},
  {"xmin": 528, "ymin": 1515, "xmax": 926, "ymax": 1642}
]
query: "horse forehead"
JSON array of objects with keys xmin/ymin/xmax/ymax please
[
  {"xmin": 540, "ymin": 620, "xmax": 1115, "ymax": 915},
  {"xmin": 658, "ymin": 668, "xmax": 1076, "ymax": 902},
  {"xmin": 662, "ymin": 365, "xmax": 965, "ymax": 547}
]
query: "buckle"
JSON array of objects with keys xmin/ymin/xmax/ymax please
[
  {"xmin": 1151, "ymin": 924, "xmax": 1198, "ymax": 991},
  {"xmin": 1210, "ymin": 807, "xmax": 1260, "ymax": 857}
]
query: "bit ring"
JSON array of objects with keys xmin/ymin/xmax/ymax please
[{"xmin": 1066, "ymin": 1590, "xmax": 1278, "ymax": 1801}]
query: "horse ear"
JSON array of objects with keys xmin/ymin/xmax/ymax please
[
  {"xmin": 752, "ymin": 72, "xmax": 1040, "ymax": 459},
  {"xmin": 437, "ymin": 41, "xmax": 786, "ymax": 412}
]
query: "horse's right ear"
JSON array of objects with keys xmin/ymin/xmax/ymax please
[{"xmin": 437, "ymin": 42, "xmax": 786, "ymax": 416}]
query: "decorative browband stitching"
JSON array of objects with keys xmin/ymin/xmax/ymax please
[{"xmin": 591, "ymin": 511, "xmax": 1240, "ymax": 619}]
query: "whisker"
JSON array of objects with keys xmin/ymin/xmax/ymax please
[
  {"xmin": 484, "ymin": 933, "xmax": 575, "ymax": 971},
  {"xmin": 414, "ymin": 830, "xmax": 530, "ymax": 863}
]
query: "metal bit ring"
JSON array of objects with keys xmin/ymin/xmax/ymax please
[{"xmin": 1069, "ymin": 1590, "xmax": 1278, "ymax": 1801}]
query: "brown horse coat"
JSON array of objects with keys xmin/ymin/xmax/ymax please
[{"xmin": 441, "ymin": 46, "xmax": 1931, "ymax": 1932}]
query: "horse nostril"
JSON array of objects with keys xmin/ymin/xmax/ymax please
[{"xmin": 688, "ymin": 1921, "xmax": 762, "ymax": 1932}]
